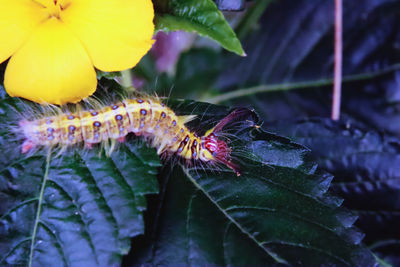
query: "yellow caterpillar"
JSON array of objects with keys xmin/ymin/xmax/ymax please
[{"xmin": 19, "ymin": 96, "xmax": 243, "ymax": 175}]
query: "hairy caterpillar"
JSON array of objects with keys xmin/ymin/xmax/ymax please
[{"xmin": 18, "ymin": 96, "xmax": 246, "ymax": 175}]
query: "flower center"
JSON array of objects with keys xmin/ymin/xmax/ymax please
[
  {"xmin": 46, "ymin": 2, "xmax": 62, "ymax": 19},
  {"xmin": 32, "ymin": 0, "xmax": 70, "ymax": 20}
]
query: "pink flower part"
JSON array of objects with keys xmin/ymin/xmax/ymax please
[{"xmin": 152, "ymin": 31, "xmax": 195, "ymax": 74}]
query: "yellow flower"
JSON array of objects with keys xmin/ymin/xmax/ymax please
[{"xmin": 0, "ymin": 0, "xmax": 154, "ymax": 105}]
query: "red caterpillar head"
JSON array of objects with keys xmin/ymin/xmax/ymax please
[
  {"xmin": 198, "ymin": 108, "xmax": 256, "ymax": 176},
  {"xmin": 200, "ymin": 132, "xmax": 240, "ymax": 176}
]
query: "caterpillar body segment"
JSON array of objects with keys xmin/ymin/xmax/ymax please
[{"xmin": 19, "ymin": 97, "xmax": 242, "ymax": 175}]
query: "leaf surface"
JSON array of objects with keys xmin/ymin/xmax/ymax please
[
  {"xmin": 270, "ymin": 117, "xmax": 400, "ymax": 266},
  {"xmin": 154, "ymin": 0, "xmax": 245, "ymax": 56},
  {"xmin": 0, "ymin": 95, "xmax": 161, "ymax": 267},
  {"xmin": 0, "ymin": 84, "xmax": 377, "ymax": 266},
  {"xmin": 125, "ymin": 100, "xmax": 377, "ymax": 266}
]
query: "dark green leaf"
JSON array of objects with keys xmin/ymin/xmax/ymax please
[
  {"xmin": 0, "ymin": 96, "xmax": 161, "ymax": 266},
  {"xmin": 133, "ymin": 48, "xmax": 223, "ymax": 99},
  {"xmin": 96, "ymin": 70, "xmax": 121, "ymax": 80},
  {"xmin": 269, "ymin": 117, "xmax": 400, "ymax": 266},
  {"xmin": 173, "ymin": 49, "xmax": 222, "ymax": 99},
  {"xmin": 154, "ymin": 0, "xmax": 245, "ymax": 56},
  {"xmin": 125, "ymin": 100, "xmax": 376, "ymax": 266},
  {"xmin": 0, "ymin": 86, "xmax": 376, "ymax": 266}
]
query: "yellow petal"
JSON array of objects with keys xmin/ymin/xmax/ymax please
[
  {"xmin": 4, "ymin": 18, "xmax": 97, "ymax": 105},
  {"xmin": 31, "ymin": 0, "xmax": 53, "ymax": 6},
  {"xmin": 62, "ymin": 0, "xmax": 155, "ymax": 72},
  {"xmin": 0, "ymin": 0, "xmax": 47, "ymax": 63}
]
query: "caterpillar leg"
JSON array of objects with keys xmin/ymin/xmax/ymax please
[{"xmin": 105, "ymin": 139, "xmax": 117, "ymax": 156}]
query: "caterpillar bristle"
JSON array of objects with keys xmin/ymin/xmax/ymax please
[{"xmin": 14, "ymin": 95, "xmax": 249, "ymax": 175}]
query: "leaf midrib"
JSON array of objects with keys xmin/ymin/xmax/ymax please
[
  {"xmin": 183, "ymin": 167, "xmax": 357, "ymax": 266},
  {"xmin": 182, "ymin": 167, "xmax": 288, "ymax": 264},
  {"xmin": 28, "ymin": 151, "xmax": 52, "ymax": 267}
]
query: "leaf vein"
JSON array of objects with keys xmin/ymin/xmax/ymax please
[
  {"xmin": 0, "ymin": 198, "xmax": 38, "ymax": 220},
  {"xmin": 182, "ymin": 166, "xmax": 288, "ymax": 264},
  {"xmin": 45, "ymin": 180, "xmax": 100, "ymax": 265},
  {"xmin": 39, "ymin": 221, "xmax": 69, "ymax": 266}
]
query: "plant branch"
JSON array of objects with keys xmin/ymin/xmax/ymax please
[
  {"xmin": 120, "ymin": 69, "xmax": 136, "ymax": 92},
  {"xmin": 331, "ymin": 0, "xmax": 343, "ymax": 120},
  {"xmin": 28, "ymin": 149, "xmax": 52, "ymax": 267},
  {"xmin": 205, "ymin": 63, "xmax": 400, "ymax": 104}
]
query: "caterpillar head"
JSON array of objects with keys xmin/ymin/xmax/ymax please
[
  {"xmin": 200, "ymin": 132, "xmax": 240, "ymax": 176},
  {"xmin": 198, "ymin": 108, "xmax": 257, "ymax": 176}
]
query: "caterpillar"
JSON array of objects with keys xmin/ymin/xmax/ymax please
[{"xmin": 18, "ymin": 96, "xmax": 246, "ymax": 176}]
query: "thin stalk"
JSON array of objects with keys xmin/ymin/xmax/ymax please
[
  {"xmin": 120, "ymin": 69, "xmax": 136, "ymax": 92},
  {"xmin": 331, "ymin": 0, "xmax": 343, "ymax": 120},
  {"xmin": 205, "ymin": 63, "xmax": 400, "ymax": 104},
  {"xmin": 28, "ymin": 149, "xmax": 52, "ymax": 267}
]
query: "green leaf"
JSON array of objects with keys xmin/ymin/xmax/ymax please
[
  {"xmin": 96, "ymin": 70, "xmax": 121, "ymax": 80},
  {"xmin": 154, "ymin": 0, "xmax": 245, "ymax": 56},
  {"xmin": 0, "ymin": 84, "xmax": 376, "ymax": 266},
  {"xmin": 0, "ymin": 96, "xmax": 161, "ymax": 266},
  {"xmin": 269, "ymin": 117, "xmax": 400, "ymax": 265},
  {"xmin": 127, "ymin": 99, "xmax": 377, "ymax": 266}
]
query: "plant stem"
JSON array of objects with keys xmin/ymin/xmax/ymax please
[
  {"xmin": 205, "ymin": 63, "xmax": 400, "ymax": 104},
  {"xmin": 28, "ymin": 149, "xmax": 52, "ymax": 267},
  {"xmin": 120, "ymin": 69, "xmax": 136, "ymax": 92},
  {"xmin": 331, "ymin": 0, "xmax": 343, "ymax": 120}
]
